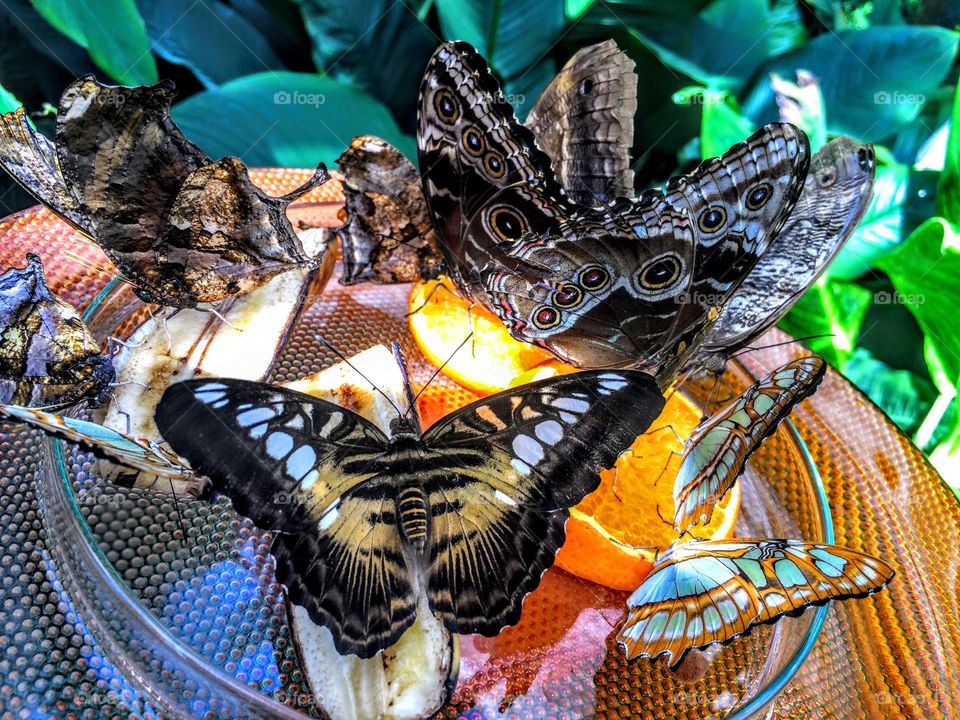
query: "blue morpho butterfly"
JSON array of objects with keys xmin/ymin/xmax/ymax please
[
  {"xmin": 616, "ymin": 538, "xmax": 894, "ymax": 665},
  {"xmin": 0, "ymin": 402, "xmax": 194, "ymax": 481},
  {"xmin": 673, "ymin": 356, "xmax": 826, "ymax": 534},
  {"xmin": 154, "ymin": 357, "xmax": 666, "ymax": 658}
]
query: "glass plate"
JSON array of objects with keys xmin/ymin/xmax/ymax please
[{"xmin": 35, "ymin": 260, "xmax": 833, "ymax": 720}]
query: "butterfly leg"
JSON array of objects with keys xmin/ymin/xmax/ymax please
[
  {"xmin": 404, "ymin": 278, "xmax": 462, "ymax": 318},
  {"xmin": 206, "ymin": 304, "xmax": 241, "ymax": 331}
]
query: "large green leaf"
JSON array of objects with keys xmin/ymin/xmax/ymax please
[
  {"xmin": 694, "ymin": 88, "xmax": 754, "ymax": 158},
  {"xmin": 29, "ymin": 0, "xmax": 157, "ymax": 85},
  {"xmin": 171, "ymin": 72, "xmax": 415, "ymax": 168},
  {"xmin": 743, "ymin": 26, "xmax": 959, "ymax": 142},
  {"xmin": 937, "ymin": 80, "xmax": 960, "ymax": 224},
  {"xmin": 876, "ymin": 218, "xmax": 960, "ymax": 398},
  {"xmin": 435, "ymin": 0, "xmax": 565, "ymax": 82},
  {"xmin": 137, "ymin": 0, "xmax": 282, "ymax": 88},
  {"xmin": 778, "ymin": 277, "xmax": 873, "ymax": 371},
  {"xmin": 629, "ymin": 0, "xmax": 771, "ymax": 92},
  {"xmin": 0, "ymin": 83, "xmax": 20, "ymax": 114},
  {"xmin": 297, "ymin": 0, "xmax": 436, "ymax": 127},
  {"xmin": 827, "ymin": 164, "xmax": 938, "ymax": 280},
  {"xmin": 843, "ymin": 346, "xmax": 937, "ymax": 435}
]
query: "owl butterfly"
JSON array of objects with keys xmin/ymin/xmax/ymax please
[
  {"xmin": 336, "ymin": 40, "xmax": 637, "ymax": 285},
  {"xmin": 0, "ymin": 254, "xmax": 114, "ymax": 409},
  {"xmin": 616, "ymin": 538, "xmax": 894, "ymax": 666},
  {"xmin": 418, "ymin": 41, "xmax": 810, "ymax": 383},
  {"xmin": 693, "ymin": 138, "xmax": 876, "ymax": 372},
  {"xmin": 155, "ymin": 369, "xmax": 665, "ymax": 657},
  {"xmin": 0, "ymin": 77, "xmax": 326, "ymax": 309},
  {"xmin": 672, "ymin": 356, "xmax": 825, "ymax": 534}
]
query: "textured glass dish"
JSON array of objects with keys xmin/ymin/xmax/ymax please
[{"xmin": 36, "ymin": 270, "xmax": 833, "ymax": 720}]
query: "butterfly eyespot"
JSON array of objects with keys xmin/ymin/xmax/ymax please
[
  {"xmin": 698, "ymin": 206, "xmax": 727, "ymax": 233},
  {"xmin": 579, "ymin": 265, "xmax": 610, "ymax": 291},
  {"xmin": 433, "ymin": 88, "xmax": 459, "ymax": 123},
  {"xmin": 579, "ymin": 78, "xmax": 594, "ymax": 95},
  {"xmin": 817, "ymin": 169, "xmax": 837, "ymax": 188},
  {"xmin": 745, "ymin": 182, "xmax": 773, "ymax": 210},
  {"xmin": 533, "ymin": 306, "xmax": 561, "ymax": 329},
  {"xmin": 637, "ymin": 254, "xmax": 682, "ymax": 290},
  {"xmin": 462, "ymin": 126, "xmax": 485, "ymax": 157},
  {"xmin": 484, "ymin": 151, "xmax": 505, "ymax": 178},
  {"xmin": 488, "ymin": 206, "xmax": 526, "ymax": 241},
  {"xmin": 552, "ymin": 283, "xmax": 582, "ymax": 308}
]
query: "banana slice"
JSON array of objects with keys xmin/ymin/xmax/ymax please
[{"xmin": 283, "ymin": 344, "xmax": 459, "ymax": 720}]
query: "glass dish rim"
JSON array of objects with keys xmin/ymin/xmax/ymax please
[{"xmin": 35, "ymin": 275, "xmax": 833, "ymax": 719}]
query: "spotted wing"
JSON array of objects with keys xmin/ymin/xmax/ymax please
[
  {"xmin": 0, "ymin": 403, "xmax": 194, "ymax": 481},
  {"xmin": 673, "ymin": 356, "xmax": 825, "ymax": 533},
  {"xmin": 697, "ymin": 138, "xmax": 876, "ymax": 368},
  {"xmin": 420, "ymin": 369, "xmax": 665, "ymax": 635},
  {"xmin": 524, "ymin": 39, "xmax": 637, "ymax": 204},
  {"xmin": 617, "ymin": 539, "xmax": 894, "ymax": 666}
]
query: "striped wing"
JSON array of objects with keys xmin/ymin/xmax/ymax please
[
  {"xmin": 420, "ymin": 369, "xmax": 665, "ymax": 635},
  {"xmin": 0, "ymin": 403, "xmax": 194, "ymax": 481},
  {"xmin": 673, "ymin": 356, "xmax": 825, "ymax": 533},
  {"xmin": 617, "ymin": 539, "xmax": 894, "ymax": 665}
]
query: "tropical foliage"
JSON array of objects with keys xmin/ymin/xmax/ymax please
[{"xmin": 0, "ymin": 0, "xmax": 958, "ymax": 487}]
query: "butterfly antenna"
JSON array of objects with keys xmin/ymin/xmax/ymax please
[
  {"xmin": 206, "ymin": 305, "xmax": 241, "ymax": 331},
  {"xmin": 168, "ymin": 477, "xmax": 189, "ymax": 544},
  {"xmin": 63, "ymin": 250, "xmax": 125, "ymax": 284},
  {"xmin": 314, "ymin": 333, "xmax": 405, "ymax": 418},
  {"xmin": 391, "ymin": 342, "xmax": 423, "ymax": 429},
  {"xmin": 729, "ymin": 333, "xmax": 834, "ymax": 360},
  {"xmin": 412, "ymin": 330, "xmax": 473, "ymax": 408}
]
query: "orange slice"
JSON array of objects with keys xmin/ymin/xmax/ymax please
[
  {"xmin": 408, "ymin": 277, "xmax": 568, "ymax": 394},
  {"xmin": 556, "ymin": 391, "xmax": 741, "ymax": 591}
]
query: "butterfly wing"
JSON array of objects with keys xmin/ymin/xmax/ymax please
[
  {"xmin": 673, "ymin": 356, "xmax": 825, "ymax": 533},
  {"xmin": 420, "ymin": 369, "xmax": 665, "ymax": 634},
  {"xmin": 524, "ymin": 40, "xmax": 637, "ymax": 204},
  {"xmin": 617, "ymin": 539, "xmax": 894, "ymax": 665},
  {"xmin": 697, "ymin": 137, "xmax": 876, "ymax": 365},
  {"xmin": 0, "ymin": 403, "xmax": 194, "ymax": 481},
  {"xmin": 0, "ymin": 108, "xmax": 94, "ymax": 235}
]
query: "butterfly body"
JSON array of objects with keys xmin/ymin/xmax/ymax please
[
  {"xmin": 673, "ymin": 356, "xmax": 826, "ymax": 533},
  {"xmin": 155, "ymin": 369, "xmax": 665, "ymax": 657},
  {"xmin": 418, "ymin": 41, "xmax": 810, "ymax": 378}
]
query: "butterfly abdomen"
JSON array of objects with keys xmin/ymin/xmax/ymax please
[{"xmin": 396, "ymin": 482, "xmax": 429, "ymax": 553}]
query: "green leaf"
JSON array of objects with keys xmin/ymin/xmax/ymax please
[
  {"xmin": 29, "ymin": 0, "xmax": 157, "ymax": 85},
  {"xmin": 137, "ymin": 0, "xmax": 282, "ymax": 88},
  {"xmin": 692, "ymin": 88, "xmax": 754, "ymax": 159},
  {"xmin": 843, "ymin": 346, "xmax": 937, "ymax": 435},
  {"xmin": 628, "ymin": 0, "xmax": 770, "ymax": 92},
  {"xmin": 743, "ymin": 26, "xmax": 959, "ymax": 142},
  {"xmin": 876, "ymin": 217, "xmax": 960, "ymax": 398},
  {"xmin": 778, "ymin": 277, "xmax": 873, "ymax": 371},
  {"xmin": 171, "ymin": 72, "xmax": 416, "ymax": 168},
  {"xmin": 827, "ymin": 163, "xmax": 938, "ymax": 280},
  {"xmin": 937, "ymin": 80, "xmax": 960, "ymax": 224},
  {"xmin": 0, "ymin": 83, "xmax": 21, "ymax": 114},
  {"xmin": 297, "ymin": 0, "xmax": 436, "ymax": 126},
  {"xmin": 435, "ymin": 0, "xmax": 565, "ymax": 82}
]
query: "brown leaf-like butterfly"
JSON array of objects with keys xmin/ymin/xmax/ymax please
[
  {"xmin": 417, "ymin": 41, "xmax": 811, "ymax": 383},
  {"xmin": 0, "ymin": 77, "xmax": 326, "ymax": 309},
  {"xmin": 0, "ymin": 254, "xmax": 114, "ymax": 409}
]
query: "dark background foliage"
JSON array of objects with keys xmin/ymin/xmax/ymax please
[{"xmin": 0, "ymin": 0, "xmax": 958, "ymax": 488}]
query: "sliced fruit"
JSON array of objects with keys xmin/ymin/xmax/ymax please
[
  {"xmin": 555, "ymin": 391, "xmax": 741, "ymax": 591},
  {"xmin": 408, "ymin": 276, "xmax": 564, "ymax": 394}
]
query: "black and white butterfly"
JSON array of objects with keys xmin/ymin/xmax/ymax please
[{"xmin": 155, "ymin": 368, "xmax": 665, "ymax": 657}]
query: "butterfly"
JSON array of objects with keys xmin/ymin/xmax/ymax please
[
  {"xmin": 417, "ymin": 41, "xmax": 811, "ymax": 381},
  {"xmin": 616, "ymin": 538, "xmax": 894, "ymax": 666},
  {"xmin": 0, "ymin": 254, "xmax": 114, "ymax": 409},
  {"xmin": 154, "ymin": 369, "xmax": 665, "ymax": 658},
  {"xmin": 693, "ymin": 138, "xmax": 876, "ymax": 371},
  {"xmin": 335, "ymin": 40, "xmax": 637, "ymax": 285},
  {"xmin": 673, "ymin": 356, "xmax": 826, "ymax": 534},
  {"xmin": 0, "ymin": 77, "xmax": 326, "ymax": 309},
  {"xmin": 0, "ymin": 402, "xmax": 195, "ymax": 482}
]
